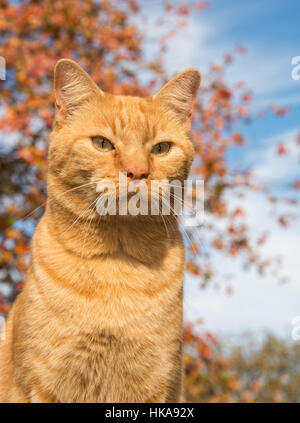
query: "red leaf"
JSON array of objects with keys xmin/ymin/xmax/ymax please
[
  {"xmin": 277, "ymin": 143, "xmax": 288, "ymax": 155},
  {"xmin": 292, "ymin": 180, "xmax": 300, "ymax": 189}
]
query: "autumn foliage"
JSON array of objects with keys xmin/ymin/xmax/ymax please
[
  {"xmin": 184, "ymin": 323, "xmax": 300, "ymax": 403},
  {"xmin": 0, "ymin": 0, "xmax": 298, "ymax": 402}
]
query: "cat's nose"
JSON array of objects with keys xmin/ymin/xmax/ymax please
[{"xmin": 125, "ymin": 166, "xmax": 149, "ymax": 180}]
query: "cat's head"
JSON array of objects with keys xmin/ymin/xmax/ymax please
[{"xmin": 49, "ymin": 59, "xmax": 200, "ymax": 219}]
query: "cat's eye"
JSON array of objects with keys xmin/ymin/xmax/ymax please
[
  {"xmin": 91, "ymin": 136, "xmax": 114, "ymax": 151},
  {"xmin": 151, "ymin": 142, "xmax": 171, "ymax": 156}
]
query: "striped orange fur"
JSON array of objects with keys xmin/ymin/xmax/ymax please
[{"xmin": 0, "ymin": 60, "xmax": 200, "ymax": 403}]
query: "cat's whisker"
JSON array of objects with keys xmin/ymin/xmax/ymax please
[
  {"xmin": 159, "ymin": 196, "xmax": 182, "ymax": 242},
  {"xmin": 80, "ymin": 192, "xmax": 112, "ymax": 258},
  {"xmin": 160, "ymin": 210, "xmax": 170, "ymax": 239},
  {"xmin": 23, "ymin": 181, "xmax": 98, "ymax": 220},
  {"xmin": 168, "ymin": 191, "xmax": 204, "ymax": 249},
  {"xmin": 80, "ymin": 200, "xmax": 99, "ymax": 258},
  {"xmin": 160, "ymin": 195, "xmax": 200, "ymax": 257},
  {"xmin": 61, "ymin": 196, "xmax": 100, "ymax": 236},
  {"xmin": 169, "ymin": 191, "xmax": 194, "ymax": 211},
  {"xmin": 148, "ymin": 188, "xmax": 174, "ymax": 239}
]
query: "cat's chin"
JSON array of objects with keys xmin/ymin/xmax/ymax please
[{"xmin": 114, "ymin": 214, "xmax": 165, "ymax": 224}]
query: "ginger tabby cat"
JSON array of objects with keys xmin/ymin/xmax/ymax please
[{"xmin": 0, "ymin": 59, "xmax": 200, "ymax": 403}]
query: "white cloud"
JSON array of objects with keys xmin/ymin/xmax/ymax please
[
  {"xmin": 249, "ymin": 129, "xmax": 300, "ymax": 187},
  {"xmin": 184, "ymin": 191, "xmax": 300, "ymax": 336},
  {"xmin": 184, "ymin": 128, "xmax": 300, "ymax": 336}
]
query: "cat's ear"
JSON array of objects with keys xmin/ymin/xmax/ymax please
[
  {"xmin": 153, "ymin": 68, "xmax": 200, "ymax": 121},
  {"xmin": 54, "ymin": 59, "xmax": 103, "ymax": 122}
]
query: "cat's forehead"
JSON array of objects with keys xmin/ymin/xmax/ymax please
[
  {"xmin": 103, "ymin": 94, "xmax": 157, "ymax": 123},
  {"xmin": 91, "ymin": 93, "xmax": 171, "ymax": 141}
]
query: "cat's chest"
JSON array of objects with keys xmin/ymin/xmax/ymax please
[
  {"xmin": 37, "ymin": 248, "xmax": 184, "ymax": 331},
  {"xmin": 48, "ymin": 329, "xmax": 171, "ymax": 403}
]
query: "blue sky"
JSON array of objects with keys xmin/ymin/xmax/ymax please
[
  {"xmin": 140, "ymin": 0, "xmax": 300, "ymax": 336},
  {"xmin": 140, "ymin": 0, "xmax": 300, "ymax": 175}
]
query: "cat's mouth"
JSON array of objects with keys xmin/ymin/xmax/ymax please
[{"xmin": 93, "ymin": 176, "xmax": 183, "ymax": 219}]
